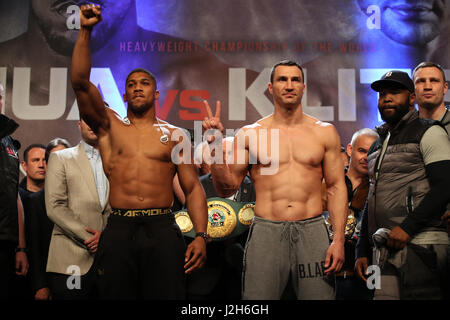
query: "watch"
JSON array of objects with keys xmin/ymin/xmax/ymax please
[{"xmin": 195, "ymin": 232, "xmax": 210, "ymax": 242}]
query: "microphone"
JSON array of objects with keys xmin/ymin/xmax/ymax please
[
  {"xmin": 160, "ymin": 134, "xmax": 169, "ymax": 143},
  {"xmin": 156, "ymin": 117, "xmax": 169, "ymax": 144}
]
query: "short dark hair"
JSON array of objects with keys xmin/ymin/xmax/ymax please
[
  {"xmin": 413, "ymin": 61, "xmax": 447, "ymax": 82},
  {"xmin": 45, "ymin": 138, "xmax": 71, "ymax": 162},
  {"xmin": 126, "ymin": 68, "xmax": 157, "ymax": 88},
  {"xmin": 270, "ymin": 60, "xmax": 304, "ymax": 83},
  {"xmin": 23, "ymin": 143, "xmax": 46, "ymax": 163}
]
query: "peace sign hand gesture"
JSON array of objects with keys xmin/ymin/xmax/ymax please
[{"xmin": 202, "ymin": 100, "xmax": 224, "ymax": 143}]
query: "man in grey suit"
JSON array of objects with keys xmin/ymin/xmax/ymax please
[{"xmin": 45, "ymin": 116, "xmax": 110, "ymax": 300}]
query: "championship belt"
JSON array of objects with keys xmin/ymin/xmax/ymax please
[
  {"xmin": 325, "ymin": 178, "xmax": 369, "ymax": 241},
  {"xmin": 174, "ymin": 197, "xmax": 255, "ymax": 241},
  {"xmin": 325, "ymin": 208, "xmax": 357, "ymax": 241}
]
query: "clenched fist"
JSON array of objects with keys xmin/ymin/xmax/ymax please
[{"xmin": 80, "ymin": 4, "xmax": 102, "ymax": 29}]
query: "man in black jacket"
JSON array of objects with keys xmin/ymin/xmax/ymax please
[
  {"xmin": 355, "ymin": 71, "xmax": 450, "ymax": 299},
  {"xmin": 14, "ymin": 143, "xmax": 46, "ymax": 299},
  {"xmin": 26, "ymin": 138, "xmax": 71, "ymax": 300},
  {"xmin": 0, "ymin": 83, "xmax": 28, "ymax": 299}
]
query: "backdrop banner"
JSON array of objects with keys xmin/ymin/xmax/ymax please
[{"xmin": 2, "ymin": 0, "xmax": 449, "ymax": 155}]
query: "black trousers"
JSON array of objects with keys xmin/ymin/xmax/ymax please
[
  {"xmin": 96, "ymin": 214, "xmax": 186, "ymax": 299},
  {"xmin": 335, "ymin": 275, "xmax": 374, "ymax": 300},
  {"xmin": 49, "ymin": 267, "xmax": 98, "ymax": 300},
  {"xmin": 0, "ymin": 241, "xmax": 15, "ymax": 299}
]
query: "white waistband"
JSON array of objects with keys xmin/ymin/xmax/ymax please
[{"xmin": 410, "ymin": 231, "xmax": 449, "ymax": 245}]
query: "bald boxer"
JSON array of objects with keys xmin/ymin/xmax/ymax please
[{"xmin": 70, "ymin": 4, "xmax": 208, "ymax": 299}]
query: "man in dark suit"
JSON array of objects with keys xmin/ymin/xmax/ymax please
[
  {"xmin": 26, "ymin": 190, "xmax": 52, "ymax": 300},
  {"xmin": 26, "ymin": 138, "xmax": 71, "ymax": 300}
]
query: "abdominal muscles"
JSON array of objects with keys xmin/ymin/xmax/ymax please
[
  {"xmin": 107, "ymin": 152, "xmax": 176, "ymax": 209},
  {"xmin": 251, "ymin": 160, "xmax": 323, "ymax": 221}
]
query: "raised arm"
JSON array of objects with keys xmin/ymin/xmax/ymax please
[
  {"xmin": 70, "ymin": 4, "xmax": 108, "ymax": 133},
  {"xmin": 322, "ymin": 124, "xmax": 347, "ymax": 274},
  {"xmin": 202, "ymin": 100, "xmax": 249, "ymax": 197}
]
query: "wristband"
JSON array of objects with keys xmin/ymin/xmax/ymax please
[
  {"xmin": 15, "ymin": 247, "xmax": 27, "ymax": 253},
  {"xmin": 195, "ymin": 232, "xmax": 210, "ymax": 242}
]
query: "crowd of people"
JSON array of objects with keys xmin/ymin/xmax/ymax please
[{"xmin": 1, "ymin": 4, "xmax": 449, "ymax": 300}]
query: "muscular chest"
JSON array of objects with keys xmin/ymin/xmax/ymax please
[
  {"xmin": 109, "ymin": 124, "xmax": 172, "ymax": 163},
  {"xmin": 247, "ymin": 128, "xmax": 324, "ymax": 168}
]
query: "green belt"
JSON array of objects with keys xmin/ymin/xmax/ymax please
[{"xmin": 174, "ymin": 197, "xmax": 255, "ymax": 241}]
